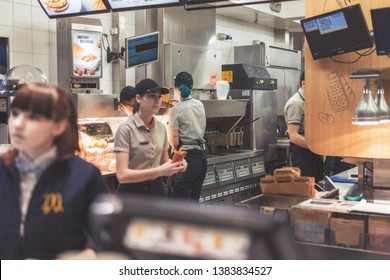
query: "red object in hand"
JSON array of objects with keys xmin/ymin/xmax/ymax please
[{"xmin": 172, "ymin": 150, "xmax": 187, "ymax": 163}]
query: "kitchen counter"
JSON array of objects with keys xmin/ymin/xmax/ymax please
[{"xmin": 324, "ymin": 167, "xmax": 390, "ymax": 202}]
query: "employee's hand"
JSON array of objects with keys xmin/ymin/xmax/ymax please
[
  {"xmin": 159, "ymin": 161, "xmax": 185, "ymax": 176},
  {"xmin": 178, "ymin": 159, "xmax": 188, "ymax": 173}
]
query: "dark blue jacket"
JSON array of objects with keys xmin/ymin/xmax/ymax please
[{"xmin": 0, "ymin": 150, "xmax": 109, "ymax": 259}]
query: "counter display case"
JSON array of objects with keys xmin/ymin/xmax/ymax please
[{"xmin": 71, "ymin": 93, "xmax": 125, "ymax": 176}]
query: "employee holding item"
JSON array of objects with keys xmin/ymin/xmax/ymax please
[
  {"xmin": 284, "ymin": 71, "xmax": 324, "ymax": 183},
  {"xmin": 168, "ymin": 71, "xmax": 207, "ymax": 202},
  {"xmin": 114, "ymin": 79, "xmax": 187, "ymax": 196},
  {"xmin": 0, "ymin": 83, "xmax": 109, "ymax": 259}
]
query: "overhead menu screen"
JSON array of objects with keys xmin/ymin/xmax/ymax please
[
  {"xmin": 38, "ymin": 0, "xmax": 110, "ymax": 19},
  {"xmin": 106, "ymin": 0, "xmax": 181, "ymax": 12},
  {"xmin": 301, "ymin": 4, "xmax": 372, "ymax": 60}
]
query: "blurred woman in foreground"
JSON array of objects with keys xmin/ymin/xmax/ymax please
[{"xmin": 0, "ymin": 83, "xmax": 108, "ymax": 259}]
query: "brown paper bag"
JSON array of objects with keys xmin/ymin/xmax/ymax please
[{"xmin": 260, "ymin": 170, "xmax": 315, "ymax": 198}]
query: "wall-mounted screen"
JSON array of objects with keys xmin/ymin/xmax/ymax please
[
  {"xmin": 0, "ymin": 37, "xmax": 9, "ymax": 76},
  {"xmin": 371, "ymin": 7, "xmax": 390, "ymax": 56},
  {"xmin": 71, "ymin": 31, "xmax": 102, "ymax": 78},
  {"xmin": 301, "ymin": 4, "xmax": 373, "ymax": 60},
  {"xmin": 37, "ymin": 0, "xmax": 110, "ymax": 19},
  {"xmin": 106, "ymin": 0, "xmax": 181, "ymax": 12},
  {"xmin": 125, "ymin": 32, "xmax": 159, "ymax": 69}
]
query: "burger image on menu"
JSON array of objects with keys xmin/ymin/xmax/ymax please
[{"xmin": 44, "ymin": 0, "xmax": 69, "ymax": 12}]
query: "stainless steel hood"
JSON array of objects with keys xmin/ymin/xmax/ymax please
[{"xmin": 142, "ymin": 7, "xmax": 220, "ymax": 89}]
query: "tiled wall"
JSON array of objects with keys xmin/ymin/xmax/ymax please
[{"xmin": 0, "ymin": 1, "xmax": 275, "ymax": 94}]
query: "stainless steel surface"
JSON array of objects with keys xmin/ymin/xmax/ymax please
[
  {"xmin": 164, "ymin": 44, "xmax": 221, "ymax": 89},
  {"xmin": 268, "ymin": 46, "xmax": 301, "ymax": 69},
  {"xmin": 0, "ymin": 124, "xmax": 7, "ymax": 144},
  {"xmin": 144, "ymin": 7, "xmax": 217, "ymax": 86},
  {"xmin": 163, "ymin": 7, "xmax": 216, "ymax": 48},
  {"xmin": 373, "ymin": 159, "xmax": 390, "ymax": 188},
  {"xmin": 251, "ymin": 89, "xmax": 277, "ymax": 162},
  {"xmin": 200, "ymin": 149, "xmax": 265, "ymax": 206},
  {"xmin": 234, "ymin": 45, "xmax": 301, "ymax": 70},
  {"xmin": 71, "ymin": 94, "xmax": 123, "ymax": 119},
  {"xmin": 234, "ymin": 44, "xmax": 266, "ymax": 66},
  {"xmin": 111, "ymin": 13, "xmax": 126, "ymax": 96},
  {"xmin": 206, "ymin": 149, "xmax": 263, "ymax": 165},
  {"xmin": 267, "ymin": 67, "xmax": 301, "ymax": 116},
  {"xmin": 201, "ymin": 100, "xmax": 247, "ymax": 119},
  {"xmin": 238, "ymin": 194, "xmax": 307, "ymax": 210}
]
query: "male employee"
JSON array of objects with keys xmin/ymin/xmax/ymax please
[{"xmin": 284, "ymin": 71, "xmax": 324, "ymax": 182}]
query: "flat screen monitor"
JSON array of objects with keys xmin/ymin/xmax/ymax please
[
  {"xmin": 301, "ymin": 4, "xmax": 373, "ymax": 60},
  {"xmin": 105, "ymin": 0, "xmax": 181, "ymax": 12},
  {"xmin": 125, "ymin": 32, "xmax": 159, "ymax": 69},
  {"xmin": 371, "ymin": 7, "xmax": 390, "ymax": 56},
  {"xmin": 0, "ymin": 37, "xmax": 9, "ymax": 76},
  {"xmin": 37, "ymin": 0, "xmax": 110, "ymax": 19}
]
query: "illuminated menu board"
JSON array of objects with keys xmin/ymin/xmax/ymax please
[
  {"xmin": 71, "ymin": 31, "xmax": 102, "ymax": 78},
  {"xmin": 38, "ymin": 0, "xmax": 110, "ymax": 19},
  {"xmin": 106, "ymin": 0, "xmax": 181, "ymax": 12}
]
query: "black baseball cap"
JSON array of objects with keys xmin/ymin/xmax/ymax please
[
  {"xmin": 119, "ymin": 86, "xmax": 136, "ymax": 103},
  {"xmin": 174, "ymin": 71, "xmax": 193, "ymax": 89},
  {"xmin": 135, "ymin": 79, "xmax": 169, "ymax": 95}
]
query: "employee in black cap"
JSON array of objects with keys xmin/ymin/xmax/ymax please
[
  {"xmin": 117, "ymin": 85, "xmax": 136, "ymax": 116},
  {"xmin": 168, "ymin": 71, "xmax": 207, "ymax": 202},
  {"xmin": 114, "ymin": 78, "xmax": 187, "ymax": 196}
]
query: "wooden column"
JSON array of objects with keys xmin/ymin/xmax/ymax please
[{"xmin": 304, "ymin": 0, "xmax": 390, "ymax": 159}]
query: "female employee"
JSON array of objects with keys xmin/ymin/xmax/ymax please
[
  {"xmin": 0, "ymin": 83, "xmax": 109, "ymax": 260},
  {"xmin": 168, "ymin": 72, "xmax": 207, "ymax": 202},
  {"xmin": 114, "ymin": 78, "xmax": 187, "ymax": 196}
]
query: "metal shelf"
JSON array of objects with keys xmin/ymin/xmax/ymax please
[{"xmin": 349, "ymin": 67, "xmax": 390, "ymax": 80}]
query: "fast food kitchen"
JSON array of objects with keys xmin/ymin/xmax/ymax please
[{"xmin": 1, "ymin": 0, "xmax": 390, "ymax": 260}]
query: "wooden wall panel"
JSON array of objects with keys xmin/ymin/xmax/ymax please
[{"xmin": 305, "ymin": 0, "xmax": 390, "ymax": 159}]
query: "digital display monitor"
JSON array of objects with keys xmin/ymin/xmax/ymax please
[
  {"xmin": 37, "ymin": 0, "xmax": 110, "ymax": 19},
  {"xmin": 125, "ymin": 32, "xmax": 159, "ymax": 69},
  {"xmin": 0, "ymin": 37, "xmax": 9, "ymax": 76},
  {"xmin": 71, "ymin": 31, "xmax": 103, "ymax": 78},
  {"xmin": 371, "ymin": 7, "xmax": 390, "ymax": 56},
  {"xmin": 105, "ymin": 0, "xmax": 181, "ymax": 12},
  {"xmin": 301, "ymin": 4, "xmax": 373, "ymax": 60}
]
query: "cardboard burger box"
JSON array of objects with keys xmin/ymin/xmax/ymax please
[
  {"xmin": 330, "ymin": 216, "xmax": 365, "ymax": 249},
  {"xmin": 367, "ymin": 216, "xmax": 390, "ymax": 253}
]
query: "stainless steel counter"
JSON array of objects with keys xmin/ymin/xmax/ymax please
[{"xmin": 325, "ymin": 167, "xmax": 390, "ymax": 202}]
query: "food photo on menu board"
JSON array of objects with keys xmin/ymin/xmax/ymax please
[
  {"xmin": 72, "ymin": 31, "xmax": 102, "ymax": 78},
  {"xmin": 38, "ymin": 0, "xmax": 108, "ymax": 18}
]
